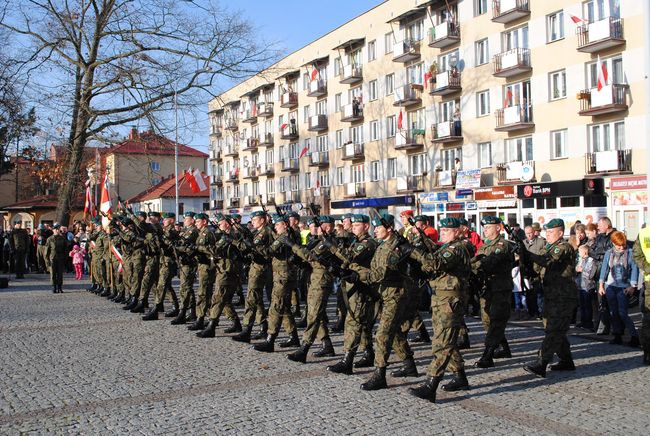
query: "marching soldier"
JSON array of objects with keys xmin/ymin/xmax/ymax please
[
  {"xmin": 130, "ymin": 211, "xmax": 161, "ymax": 313},
  {"xmin": 106, "ymin": 219, "xmax": 125, "ymax": 301},
  {"xmin": 121, "ymin": 213, "xmax": 146, "ymax": 310},
  {"xmin": 36, "ymin": 224, "xmax": 52, "ymax": 274},
  {"xmin": 456, "ymin": 217, "xmax": 477, "ymax": 349},
  {"xmin": 171, "ymin": 212, "xmax": 199, "ymax": 325},
  {"xmin": 187, "ymin": 212, "xmax": 216, "ymax": 331},
  {"xmin": 632, "ymin": 229, "xmax": 650, "ymax": 365},
  {"xmin": 331, "ymin": 213, "xmax": 354, "ymax": 332},
  {"xmin": 45, "ymin": 223, "xmax": 68, "ymax": 293}
]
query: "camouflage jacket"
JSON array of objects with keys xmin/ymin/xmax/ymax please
[
  {"xmin": 176, "ymin": 225, "xmax": 199, "ymax": 265},
  {"xmin": 195, "ymin": 227, "xmax": 216, "ymax": 266},
  {"xmin": 633, "ymin": 234, "xmax": 650, "ymax": 280},
  {"xmin": 411, "ymin": 237, "xmax": 471, "ymax": 294},
  {"xmin": 472, "ymin": 234, "xmax": 514, "ymax": 292},
  {"xmin": 528, "ymin": 239, "xmax": 577, "ymax": 302},
  {"xmin": 351, "ymin": 233, "xmax": 406, "ymax": 287}
]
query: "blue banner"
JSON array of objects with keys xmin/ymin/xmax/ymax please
[{"xmin": 331, "ymin": 195, "xmax": 414, "ymax": 210}]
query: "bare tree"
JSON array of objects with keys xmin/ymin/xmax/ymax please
[{"xmin": 1, "ymin": 0, "xmax": 279, "ymax": 223}]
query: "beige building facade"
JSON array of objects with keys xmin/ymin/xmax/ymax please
[{"xmin": 208, "ymin": 0, "xmax": 648, "ymax": 239}]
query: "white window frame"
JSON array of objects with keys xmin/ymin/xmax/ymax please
[
  {"xmin": 351, "ymin": 164, "xmax": 365, "ymax": 183},
  {"xmin": 336, "ymin": 166, "xmax": 345, "ymax": 185},
  {"xmin": 387, "ymin": 158, "xmax": 397, "ymax": 179},
  {"xmin": 385, "ymin": 73, "xmax": 394, "ymax": 95},
  {"xmin": 546, "ymin": 10, "xmax": 565, "ymax": 43},
  {"xmin": 368, "ymin": 79, "xmax": 378, "ymax": 101},
  {"xmin": 370, "ymin": 120, "xmax": 379, "ymax": 141},
  {"xmin": 386, "ymin": 115, "xmax": 396, "ymax": 138},
  {"xmin": 549, "ymin": 69, "xmax": 567, "ymax": 101},
  {"xmin": 370, "ymin": 160, "xmax": 381, "ymax": 181},
  {"xmin": 478, "ymin": 142, "xmax": 492, "ymax": 168},
  {"xmin": 367, "ymin": 40, "xmax": 376, "ymax": 62},
  {"xmin": 506, "ymin": 136, "xmax": 534, "ymax": 162},
  {"xmin": 589, "ymin": 120, "xmax": 625, "ymax": 152},
  {"xmin": 475, "ymin": 38, "xmax": 489, "ymax": 66},
  {"xmin": 476, "ymin": 90, "xmax": 490, "ymax": 117},
  {"xmin": 550, "ymin": 129, "xmax": 567, "ymax": 159},
  {"xmin": 385, "ymin": 32, "xmax": 394, "ymax": 54},
  {"xmin": 474, "ymin": 0, "xmax": 488, "ymax": 16}
]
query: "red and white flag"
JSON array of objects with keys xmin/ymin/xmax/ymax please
[
  {"xmin": 314, "ymin": 178, "xmax": 321, "ymax": 196},
  {"xmin": 280, "ymin": 123, "xmax": 288, "ymax": 131},
  {"xmin": 310, "ymin": 67, "xmax": 318, "ymax": 81},
  {"xmin": 299, "ymin": 145, "xmax": 309, "ymax": 158},
  {"xmin": 193, "ymin": 168, "xmax": 207, "ymax": 192},
  {"xmin": 596, "ymin": 55, "xmax": 608, "ymax": 91},
  {"xmin": 251, "ymin": 102, "xmax": 257, "ymax": 117},
  {"xmin": 83, "ymin": 179, "xmax": 96, "ymax": 218},
  {"xmin": 111, "ymin": 244, "xmax": 124, "ymax": 272},
  {"xmin": 423, "ymin": 71, "xmax": 432, "ymax": 88},
  {"xmin": 100, "ymin": 173, "xmax": 112, "ymax": 217},
  {"xmin": 397, "ymin": 111, "xmax": 403, "ymax": 130},
  {"xmin": 569, "ymin": 14, "xmax": 584, "ymax": 24},
  {"xmin": 503, "ymin": 88, "xmax": 513, "ymax": 107}
]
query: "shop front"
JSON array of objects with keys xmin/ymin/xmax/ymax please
[
  {"xmin": 330, "ymin": 194, "xmax": 415, "ymax": 218},
  {"xmin": 608, "ymin": 175, "xmax": 647, "ymax": 240},
  {"xmin": 474, "ymin": 186, "xmax": 519, "ymax": 227}
]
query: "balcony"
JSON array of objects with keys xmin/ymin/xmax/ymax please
[
  {"xmin": 280, "ymin": 91, "xmax": 298, "ymax": 109},
  {"xmin": 258, "ymin": 102, "xmax": 274, "ymax": 117},
  {"xmin": 281, "ymin": 158, "xmax": 300, "ymax": 172},
  {"xmin": 279, "ymin": 123, "xmax": 299, "ymax": 140},
  {"xmin": 496, "ymin": 160, "xmax": 535, "ymax": 184},
  {"xmin": 393, "ymin": 84, "xmax": 422, "ymax": 107},
  {"xmin": 260, "ymin": 193, "xmax": 275, "ymax": 205},
  {"xmin": 585, "ymin": 150, "xmax": 632, "ymax": 175},
  {"xmin": 210, "ymin": 199, "xmax": 223, "ymax": 209},
  {"xmin": 244, "ymin": 195, "xmax": 259, "ymax": 206},
  {"xmin": 226, "ymin": 197, "xmax": 240, "ymax": 208},
  {"xmin": 224, "ymin": 144, "xmax": 239, "ymax": 157},
  {"xmin": 493, "ymin": 48, "xmax": 531, "ymax": 78},
  {"xmin": 432, "ymin": 122, "xmax": 463, "ymax": 143},
  {"xmin": 492, "ymin": 0, "xmax": 530, "ymax": 24},
  {"xmin": 394, "ymin": 130, "xmax": 424, "ymax": 151},
  {"xmin": 577, "ymin": 17, "xmax": 625, "ymax": 53},
  {"xmin": 393, "ymin": 39, "xmax": 421, "ymax": 63},
  {"xmin": 578, "ymin": 84, "xmax": 629, "ymax": 116},
  {"xmin": 340, "ymin": 104, "xmax": 363, "ymax": 123},
  {"xmin": 341, "ymin": 143, "xmax": 364, "ymax": 161},
  {"xmin": 262, "ymin": 163, "xmax": 275, "ymax": 176},
  {"xmin": 344, "ymin": 182, "xmax": 366, "ymax": 198},
  {"xmin": 242, "ymin": 137, "xmax": 259, "ymax": 151},
  {"xmin": 307, "ymin": 79, "xmax": 327, "ymax": 97},
  {"xmin": 211, "ymin": 148, "xmax": 222, "ymax": 161},
  {"xmin": 339, "ymin": 64, "xmax": 363, "ymax": 85},
  {"xmin": 226, "ymin": 171, "xmax": 239, "ymax": 182},
  {"xmin": 243, "ymin": 166, "xmax": 260, "ymax": 179},
  {"xmin": 278, "ymin": 191, "xmax": 301, "ymax": 204},
  {"xmin": 224, "ymin": 118, "xmax": 238, "ymax": 131},
  {"xmin": 495, "ymin": 104, "xmax": 534, "ymax": 132},
  {"xmin": 308, "ymin": 114, "xmax": 328, "ymax": 132},
  {"xmin": 309, "ymin": 151, "xmax": 329, "ymax": 168},
  {"xmin": 429, "ymin": 70, "xmax": 461, "ymax": 96},
  {"xmin": 210, "ymin": 175, "xmax": 223, "ymax": 186},
  {"xmin": 396, "ymin": 175, "xmax": 426, "ymax": 193},
  {"xmin": 209, "ymin": 125, "xmax": 222, "ymax": 138},
  {"xmin": 311, "ymin": 186, "xmax": 331, "ymax": 198},
  {"xmin": 428, "ymin": 21, "xmax": 460, "ymax": 49},
  {"xmin": 260, "ymin": 132, "xmax": 274, "ymax": 147},
  {"xmin": 242, "ymin": 109, "xmax": 257, "ymax": 124}
]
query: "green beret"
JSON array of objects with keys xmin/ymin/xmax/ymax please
[
  {"xmin": 544, "ymin": 218, "xmax": 565, "ymax": 230},
  {"xmin": 342, "ymin": 213, "xmax": 353, "ymax": 220},
  {"xmin": 480, "ymin": 216, "xmax": 502, "ymax": 225},
  {"xmin": 148, "ymin": 211, "xmax": 161, "ymax": 218},
  {"xmin": 136, "ymin": 211, "xmax": 146, "ymax": 218},
  {"xmin": 371, "ymin": 213, "xmax": 394, "ymax": 228},
  {"xmin": 162, "ymin": 212, "xmax": 175, "ymax": 219},
  {"xmin": 231, "ymin": 213, "xmax": 241, "ymax": 220},
  {"xmin": 458, "ymin": 217, "xmax": 469, "ymax": 226},
  {"xmin": 319, "ymin": 215, "xmax": 334, "ymax": 224},
  {"xmin": 194, "ymin": 212, "xmax": 208, "ymax": 221},
  {"xmin": 306, "ymin": 217, "xmax": 316, "ymax": 226},
  {"xmin": 184, "ymin": 211, "xmax": 195, "ymax": 218},
  {"xmin": 174, "ymin": 222, "xmax": 184, "ymax": 227},
  {"xmin": 122, "ymin": 218, "xmax": 134, "ymax": 227},
  {"xmin": 414, "ymin": 215, "xmax": 428, "ymax": 223},
  {"xmin": 250, "ymin": 211, "xmax": 266, "ymax": 219},
  {"xmin": 271, "ymin": 213, "xmax": 287, "ymax": 224},
  {"xmin": 213, "ymin": 213, "xmax": 226, "ymax": 222},
  {"xmin": 439, "ymin": 217, "xmax": 461, "ymax": 228},
  {"xmin": 288, "ymin": 211, "xmax": 300, "ymax": 219},
  {"xmin": 351, "ymin": 214, "xmax": 369, "ymax": 223}
]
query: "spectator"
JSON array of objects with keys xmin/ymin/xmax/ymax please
[
  {"xmin": 453, "ymin": 105, "xmax": 461, "ymax": 136},
  {"xmin": 598, "ymin": 231, "xmax": 640, "ymax": 347},
  {"xmin": 512, "ymin": 266, "xmax": 529, "ymax": 319},
  {"xmin": 575, "ymin": 245, "xmax": 597, "ymax": 330},
  {"xmin": 524, "ymin": 223, "xmax": 546, "ymax": 318},
  {"xmin": 591, "ymin": 217, "xmax": 616, "ymax": 335},
  {"xmin": 575, "ymin": 224, "xmax": 587, "ymax": 246},
  {"xmin": 69, "ymin": 244, "xmax": 86, "ymax": 280}
]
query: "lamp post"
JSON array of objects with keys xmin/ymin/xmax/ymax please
[{"xmin": 174, "ymin": 89, "xmax": 180, "ymax": 218}]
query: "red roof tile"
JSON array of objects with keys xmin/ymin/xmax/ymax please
[
  {"xmin": 128, "ymin": 172, "xmax": 210, "ymax": 203},
  {"xmin": 109, "ymin": 130, "xmax": 207, "ymax": 158},
  {"xmin": 1, "ymin": 194, "xmax": 84, "ymax": 210}
]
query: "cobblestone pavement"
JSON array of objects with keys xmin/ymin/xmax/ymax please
[{"xmin": 0, "ymin": 273, "xmax": 648, "ymax": 435}]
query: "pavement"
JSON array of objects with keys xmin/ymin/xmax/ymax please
[{"xmin": 0, "ymin": 273, "xmax": 648, "ymax": 435}]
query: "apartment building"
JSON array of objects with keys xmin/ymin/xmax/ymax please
[{"xmin": 208, "ymin": 0, "xmax": 648, "ymax": 239}]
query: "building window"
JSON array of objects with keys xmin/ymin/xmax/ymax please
[
  {"xmin": 315, "ymin": 99, "xmax": 327, "ymax": 115},
  {"xmin": 387, "ymin": 158, "xmax": 396, "ymax": 179},
  {"xmin": 385, "ymin": 32, "xmax": 394, "ymax": 54},
  {"xmin": 351, "ymin": 164, "xmax": 364, "ymax": 183},
  {"xmin": 318, "ymin": 170, "xmax": 330, "ymax": 187},
  {"xmin": 474, "ymin": 0, "xmax": 488, "ymax": 16},
  {"xmin": 476, "ymin": 90, "xmax": 490, "ymax": 117},
  {"xmin": 350, "ymin": 125, "xmax": 363, "ymax": 144},
  {"xmin": 336, "ymin": 166, "xmax": 345, "ymax": 185},
  {"xmin": 302, "ymin": 72, "xmax": 310, "ymax": 90},
  {"xmin": 316, "ymin": 134, "xmax": 328, "ymax": 151},
  {"xmin": 587, "ymin": 56, "xmax": 623, "ymax": 88},
  {"xmin": 506, "ymin": 136, "xmax": 533, "ymax": 162},
  {"xmin": 304, "ymin": 172, "xmax": 311, "ymax": 189},
  {"xmin": 303, "ymin": 138, "xmax": 311, "ymax": 154},
  {"xmin": 334, "ymin": 93, "xmax": 342, "ymax": 112},
  {"xmin": 334, "ymin": 57, "xmax": 342, "ymax": 76},
  {"xmin": 151, "ymin": 177, "xmax": 160, "ymax": 185},
  {"xmin": 368, "ymin": 79, "xmax": 378, "ymax": 101},
  {"xmin": 303, "ymin": 105, "xmax": 310, "ymax": 122},
  {"xmin": 440, "ymin": 148, "xmax": 461, "ymax": 171},
  {"xmin": 547, "ymin": 11, "xmax": 565, "ymax": 43},
  {"xmin": 385, "ymin": 73, "xmax": 394, "ymax": 95},
  {"xmin": 150, "ymin": 161, "xmax": 160, "ymax": 171},
  {"xmin": 367, "ymin": 40, "xmax": 376, "ymax": 62},
  {"xmin": 478, "ymin": 142, "xmax": 492, "ymax": 168},
  {"xmin": 370, "ymin": 120, "xmax": 379, "ymax": 141},
  {"xmin": 266, "ymin": 179, "xmax": 274, "ymax": 194},
  {"xmin": 406, "ymin": 62, "xmax": 424, "ymax": 85},
  {"xmin": 589, "ymin": 121, "xmax": 625, "ymax": 152},
  {"xmin": 386, "ymin": 115, "xmax": 396, "ymax": 138},
  {"xmin": 335, "ymin": 129, "xmax": 343, "ymax": 149},
  {"xmin": 475, "ymin": 38, "xmax": 489, "ymax": 66},
  {"xmin": 410, "ymin": 153, "xmax": 427, "ymax": 175},
  {"xmin": 370, "ymin": 160, "xmax": 381, "ymax": 181},
  {"xmin": 550, "ymin": 129, "xmax": 567, "ymax": 159}
]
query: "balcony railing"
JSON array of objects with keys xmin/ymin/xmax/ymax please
[
  {"xmin": 280, "ymin": 91, "xmax": 298, "ymax": 108},
  {"xmin": 260, "ymin": 193, "xmax": 275, "ymax": 205},
  {"xmin": 209, "ymin": 125, "xmax": 222, "ymax": 137},
  {"xmin": 278, "ymin": 191, "xmax": 301, "ymax": 204},
  {"xmin": 211, "ymin": 148, "xmax": 222, "ymax": 161},
  {"xmin": 308, "ymin": 114, "xmax": 328, "ymax": 132},
  {"xmin": 263, "ymin": 163, "xmax": 275, "ymax": 176},
  {"xmin": 432, "ymin": 121, "xmax": 463, "ymax": 143},
  {"xmin": 309, "ymin": 151, "xmax": 330, "ymax": 167},
  {"xmin": 341, "ymin": 142, "xmax": 364, "ymax": 161},
  {"xmin": 279, "ymin": 122, "xmax": 299, "ymax": 140},
  {"xmin": 210, "ymin": 175, "xmax": 222, "ymax": 185},
  {"xmin": 339, "ymin": 64, "xmax": 363, "ymax": 84},
  {"xmin": 492, "ymin": 0, "xmax": 530, "ymax": 24},
  {"xmin": 210, "ymin": 199, "xmax": 223, "ymax": 209},
  {"xmin": 577, "ymin": 17, "xmax": 625, "ymax": 53},
  {"xmin": 585, "ymin": 150, "xmax": 632, "ymax": 175},
  {"xmin": 242, "ymin": 109, "xmax": 257, "ymax": 124},
  {"xmin": 493, "ymin": 48, "xmax": 531, "ymax": 78},
  {"xmin": 226, "ymin": 170, "xmax": 240, "ymax": 182},
  {"xmin": 429, "ymin": 70, "xmax": 461, "ymax": 96},
  {"xmin": 281, "ymin": 158, "xmax": 300, "ymax": 172},
  {"xmin": 396, "ymin": 175, "xmax": 426, "ymax": 193},
  {"xmin": 243, "ymin": 166, "xmax": 260, "ymax": 179},
  {"xmin": 260, "ymin": 132, "xmax": 274, "ymax": 147},
  {"xmin": 258, "ymin": 102, "xmax": 274, "ymax": 117},
  {"xmin": 495, "ymin": 104, "xmax": 534, "ymax": 131},
  {"xmin": 224, "ymin": 118, "xmax": 238, "ymax": 131},
  {"xmin": 393, "ymin": 39, "xmax": 421, "ymax": 63},
  {"xmin": 496, "ymin": 160, "xmax": 535, "ymax": 183},
  {"xmin": 311, "ymin": 186, "xmax": 330, "ymax": 198},
  {"xmin": 340, "ymin": 103, "xmax": 363, "ymax": 122},
  {"xmin": 578, "ymin": 84, "xmax": 629, "ymax": 116},
  {"xmin": 307, "ymin": 79, "xmax": 327, "ymax": 97},
  {"xmin": 344, "ymin": 182, "xmax": 366, "ymax": 198},
  {"xmin": 244, "ymin": 195, "xmax": 259, "ymax": 206},
  {"xmin": 393, "ymin": 84, "xmax": 422, "ymax": 107},
  {"xmin": 394, "ymin": 129, "xmax": 425, "ymax": 151},
  {"xmin": 428, "ymin": 21, "xmax": 460, "ymax": 49},
  {"xmin": 226, "ymin": 197, "xmax": 240, "ymax": 208},
  {"xmin": 243, "ymin": 137, "xmax": 259, "ymax": 151},
  {"xmin": 224, "ymin": 144, "xmax": 239, "ymax": 157}
]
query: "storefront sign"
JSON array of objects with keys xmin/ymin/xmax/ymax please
[
  {"xmin": 466, "ymin": 201, "xmax": 478, "ymax": 210},
  {"xmin": 517, "ymin": 179, "xmax": 604, "ymax": 199},
  {"xmin": 612, "ymin": 190, "xmax": 648, "ymax": 206},
  {"xmin": 455, "ymin": 169, "xmax": 481, "ymax": 189},
  {"xmin": 331, "ymin": 195, "xmax": 414, "ymax": 210},
  {"xmin": 474, "ymin": 186, "xmax": 516, "ymax": 200},
  {"xmin": 610, "ymin": 175, "xmax": 647, "ymax": 191},
  {"xmin": 456, "ymin": 189, "xmax": 473, "ymax": 197},
  {"xmin": 418, "ymin": 192, "xmax": 449, "ymax": 203},
  {"xmin": 476, "ymin": 199, "xmax": 517, "ymax": 209},
  {"xmin": 446, "ymin": 202, "xmax": 465, "ymax": 211}
]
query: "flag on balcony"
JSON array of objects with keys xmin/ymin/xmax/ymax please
[
  {"xmin": 99, "ymin": 173, "xmax": 112, "ymax": 217},
  {"xmin": 569, "ymin": 14, "xmax": 584, "ymax": 24},
  {"xmin": 314, "ymin": 178, "xmax": 321, "ymax": 197},
  {"xmin": 83, "ymin": 179, "xmax": 96, "ymax": 219},
  {"xmin": 299, "ymin": 145, "xmax": 309, "ymax": 158},
  {"xmin": 251, "ymin": 102, "xmax": 257, "ymax": 117},
  {"xmin": 311, "ymin": 67, "xmax": 318, "ymax": 81},
  {"xmin": 423, "ymin": 71, "xmax": 432, "ymax": 88},
  {"xmin": 280, "ymin": 123, "xmax": 288, "ymax": 130},
  {"xmin": 397, "ymin": 110, "xmax": 403, "ymax": 129},
  {"xmin": 503, "ymin": 88, "xmax": 513, "ymax": 107},
  {"xmin": 597, "ymin": 55, "xmax": 608, "ymax": 91},
  {"xmin": 193, "ymin": 168, "xmax": 207, "ymax": 192}
]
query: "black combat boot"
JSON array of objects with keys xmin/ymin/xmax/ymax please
[
  {"xmin": 114, "ymin": 293, "xmax": 127, "ymax": 304},
  {"xmin": 295, "ymin": 311, "xmax": 307, "ymax": 329},
  {"xmin": 122, "ymin": 297, "xmax": 136, "ymax": 310},
  {"xmin": 108, "ymin": 289, "xmax": 119, "ymax": 300},
  {"xmin": 170, "ymin": 309, "xmax": 187, "ymax": 325},
  {"xmin": 253, "ymin": 333, "xmax": 277, "ymax": 353},
  {"xmin": 196, "ymin": 319, "xmax": 218, "ymax": 338},
  {"xmin": 279, "ymin": 329, "xmax": 300, "ymax": 348},
  {"xmin": 287, "ymin": 343, "xmax": 311, "ymax": 363},
  {"xmin": 360, "ymin": 367, "xmax": 387, "ymax": 391},
  {"xmin": 643, "ymin": 350, "xmax": 650, "ymax": 365},
  {"xmin": 312, "ymin": 337, "xmax": 335, "ymax": 357},
  {"xmin": 232, "ymin": 323, "xmax": 253, "ymax": 343},
  {"xmin": 331, "ymin": 316, "xmax": 345, "ymax": 333},
  {"xmin": 187, "ymin": 307, "xmax": 197, "ymax": 322},
  {"xmin": 187, "ymin": 317, "xmax": 205, "ymax": 331},
  {"xmin": 94, "ymin": 286, "xmax": 104, "ymax": 295},
  {"xmin": 86, "ymin": 283, "xmax": 97, "ymax": 292},
  {"xmin": 474, "ymin": 346, "xmax": 495, "ymax": 368},
  {"xmin": 327, "ymin": 351, "xmax": 355, "ymax": 375},
  {"xmin": 58, "ymin": 285, "xmax": 64, "ymax": 293},
  {"xmin": 142, "ymin": 307, "xmax": 159, "ymax": 321},
  {"xmin": 457, "ymin": 331, "xmax": 471, "ymax": 349},
  {"xmin": 410, "ymin": 324, "xmax": 431, "ymax": 343},
  {"xmin": 224, "ymin": 317, "xmax": 242, "ymax": 334},
  {"xmin": 130, "ymin": 300, "xmax": 146, "ymax": 314},
  {"xmin": 408, "ymin": 376, "xmax": 443, "ymax": 402},
  {"xmin": 354, "ymin": 346, "xmax": 375, "ymax": 368},
  {"xmin": 549, "ymin": 359, "xmax": 576, "ymax": 371},
  {"xmin": 523, "ymin": 359, "xmax": 548, "ymax": 378},
  {"xmin": 252, "ymin": 321, "xmax": 268, "ymax": 340},
  {"xmin": 100, "ymin": 287, "xmax": 112, "ymax": 297},
  {"xmin": 390, "ymin": 357, "xmax": 419, "ymax": 378},
  {"xmin": 52, "ymin": 286, "xmax": 57, "ymax": 294},
  {"xmin": 164, "ymin": 306, "xmax": 179, "ymax": 318},
  {"xmin": 493, "ymin": 338, "xmax": 512, "ymax": 359},
  {"xmin": 442, "ymin": 368, "xmax": 469, "ymax": 391}
]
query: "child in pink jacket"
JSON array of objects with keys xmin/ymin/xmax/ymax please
[{"xmin": 69, "ymin": 244, "xmax": 86, "ymax": 280}]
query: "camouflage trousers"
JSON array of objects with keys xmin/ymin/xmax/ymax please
[
  {"xmin": 427, "ymin": 292, "xmax": 465, "ymax": 377},
  {"xmin": 242, "ymin": 266, "xmax": 271, "ymax": 327},
  {"xmin": 268, "ymin": 275, "xmax": 296, "ymax": 336},
  {"xmin": 196, "ymin": 264, "xmax": 215, "ymax": 319},
  {"xmin": 110, "ymin": 258, "xmax": 124, "ymax": 294},
  {"xmin": 126, "ymin": 253, "xmax": 144, "ymax": 300},
  {"xmin": 480, "ymin": 288, "xmax": 512, "ymax": 348},
  {"xmin": 342, "ymin": 289, "xmax": 377, "ymax": 353},
  {"xmin": 401, "ymin": 280, "xmax": 426, "ymax": 334},
  {"xmin": 138, "ymin": 256, "xmax": 160, "ymax": 304},
  {"xmin": 178, "ymin": 263, "xmax": 197, "ymax": 311},
  {"xmin": 91, "ymin": 252, "xmax": 107, "ymax": 288},
  {"xmin": 374, "ymin": 286, "xmax": 409, "ymax": 368},
  {"xmin": 208, "ymin": 277, "xmax": 239, "ymax": 322},
  {"xmin": 153, "ymin": 256, "xmax": 178, "ymax": 307},
  {"xmin": 301, "ymin": 273, "xmax": 332, "ymax": 346},
  {"xmin": 642, "ymin": 280, "xmax": 650, "ymax": 351},
  {"xmin": 539, "ymin": 298, "xmax": 577, "ymax": 362}
]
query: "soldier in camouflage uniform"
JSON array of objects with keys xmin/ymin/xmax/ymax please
[
  {"xmin": 523, "ymin": 219, "xmax": 578, "ymax": 378},
  {"xmin": 407, "ymin": 218, "xmax": 472, "ymax": 403},
  {"xmin": 347, "ymin": 213, "xmax": 414, "ymax": 391},
  {"xmin": 112, "ymin": 216, "xmax": 135, "ymax": 304},
  {"xmin": 89, "ymin": 218, "xmax": 109, "ymax": 295},
  {"xmin": 106, "ymin": 221, "xmax": 125, "ymax": 301},
  {"xmin": 232, "ymin": 211, "xmax": 273, "ymax": 343},
  {"xmin": 122, "ymin": 212, "xmax": 147, "ymax": 310},
  {"xmin": 456, "ymin": 218, "xmax": 476, "ymax": 349},
  {"xmin": 327, "ymin": 214, "xmax": 379, "ymax": 375},
  {"xmin": 253, "ymin": 214, "xmax": 299, "ymax": 353},
  {"xmin": 10, "ymin": 222, "xmax": 30, "ymax": 279},
  {"xmin": 197, "ymin": 214, "xmax": 244, "ymax": 337},
  {"xmin": 129, "ymin": 211, "xmax": 161, "ymax": 313},
  {"xmin": 45, "ymin": 223, "xmax": 68, "ymax": 293},
  {"xmin": 171, "ymin": 212, "xmax": 199, "ymax": 325},
  {"xmin": 472, "ymin": 216, "xmax": 515, "ymax": 368},
  {"xmin": 632, "ymin": 230, "xmax": 650, "ymax": 365},
  {"xmin": 143, "ymin": 212, "xmax": 179, "ymax": 320},
  {"xmin": 331, "ymin": 213, "xmax": 354, "ymax": 332},
  {"xmin": 287, "ymin": 212, "xmax": 305, "ymax": 325},
  {"xmin": 230, "ymin": 213, "xmax": 247, "ymax": 307},
  {"xmin": 187, "ymin": 213, "xmax": 216, "ymax": 331}
]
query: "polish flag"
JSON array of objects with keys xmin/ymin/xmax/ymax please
[
  {"xmin": 569, "ymin": 14, "xmax": 584, "ymax": 24},
  {"xmin": 503, "ymin": 88, "xmax": 513, "ymax": 107},
  {"xmin": 596, "ymin": 55, "xmax": 608, "ymax": 91},
  {"xmin": 251, "ymin": 102, "xmax": 257, "ymax": 117},
  {"xmin": 100, "ymin": 173, "xmax": 112, "ymax": 217},
  {"xmin": 423, "ymin": 72, "xmax": 432, "ymax": 88},
  {"xmin": 193, "ymin": 168, "xmax": 207, "ymax": 192},
  {"xmin": 111, "ymin": 244, "xmax": 124, "ymax": 272},
  {"xmin": 299, "ymin": 145, "xmax": 309, "ymax": 158},
  {"xmin": 311, "ymin": 67, "xmax": 318, "ymax": 81},
  {"xmin": 280, "ymin": 123, "xmax": 288, "ymax": 131},
  {"xmin": 314, "ymin": 178, "xmax": 321, "ymax": 196},
  {"xmin": 184, "ymin": 167, "xmax": 200, "ymax": 193},
  {"xmin": 397, "ymin": 111, "xmax": 403, "ymax": 129}
]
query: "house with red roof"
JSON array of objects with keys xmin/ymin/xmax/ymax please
[{"xmin": 127, "ymin": 172, "xmax": 210, "ymax": 215}]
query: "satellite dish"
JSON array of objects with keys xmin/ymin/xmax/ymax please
[{"xmin": 520, "ymin": 163, "xmax": 534, "ymax": 182}]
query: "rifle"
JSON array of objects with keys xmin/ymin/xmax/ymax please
[
  {"xmin": 258, "ymin": 195, "xmax": 276, "ymax": 233},
  {"xmin": 407, "ymin": 216, "xmax": 437, "ymax": 254},
  {"xmin": 503, "ymin": 223, "xmax": 531, "ymax": 295}
]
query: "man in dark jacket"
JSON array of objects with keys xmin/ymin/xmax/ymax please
[
  {"xmin": 10, "ymin": 222, "xmax": 31, "ymax": 279},
  {"xmin": 589, "ymin": 217, "xmax": 615, "ymax": 335}
]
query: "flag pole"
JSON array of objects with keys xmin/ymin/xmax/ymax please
[{"xmin": 174, "ymin": 89, "xmax": 180, "ymax": 217}]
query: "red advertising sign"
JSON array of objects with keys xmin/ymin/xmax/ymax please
[
  {"xmin": 610, "ymin": 175, "xmax": 647, "ymax": 191},
  {"xmin": 473, "ymin": 186, "xmax": 516, "ymax": 200}
]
